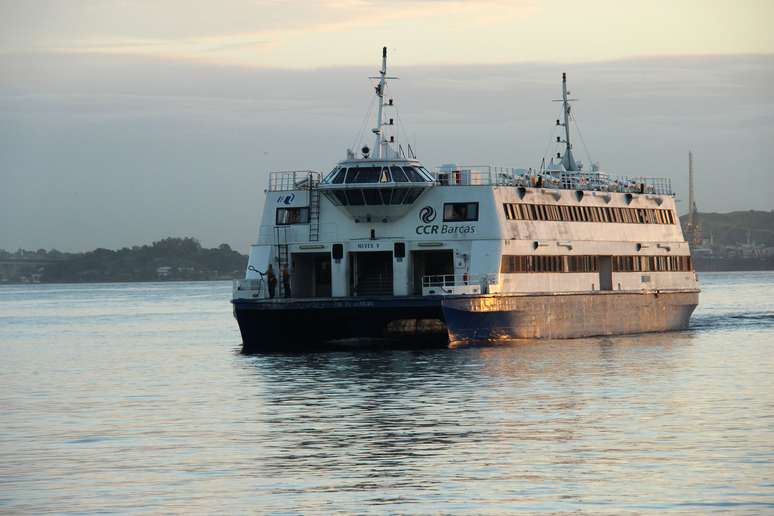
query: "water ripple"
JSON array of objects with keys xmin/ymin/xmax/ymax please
[{"xmin": 1, "ymin": 274, "xmax": 773, "ymax": 513}]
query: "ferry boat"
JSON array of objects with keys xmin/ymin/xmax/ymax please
[{"xmin": 232, "ymin": 48, "xmax": 699, "ymax": 351}]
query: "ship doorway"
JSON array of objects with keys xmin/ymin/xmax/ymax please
[
  {"xmin": 411, "ymin": 250, "xmax": 454, "ymax": 295},
  {"xmin": 291, "ymin": 252, "xmax": 332, "ymax": 298},
  {"xmin": 598, "ymin": 256, "xmax": 613, "ymax": 291},
  {"xmin": 350, "ymin": 251, "xmax": 393, "ymax": 296}
]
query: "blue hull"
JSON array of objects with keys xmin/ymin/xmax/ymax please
[{"xmin": 442, "ymin": 290, "xmax": 699, "ymax": 343}]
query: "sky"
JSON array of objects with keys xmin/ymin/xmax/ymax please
[{"xmin": 1, "ymin": 0, "xmax": 773, "ymax": 252}]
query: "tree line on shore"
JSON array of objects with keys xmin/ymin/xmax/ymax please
[{"xmin": 1, "ymin": 237, "xmax": 247, "ymax": 283}]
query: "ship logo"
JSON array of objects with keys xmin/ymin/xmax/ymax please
[
  {"xmin": 277, "ymin": 192, "xmax": 296, "ymax": 205},
  {"xmin": 419, "ymin": 206, "xmax": 436, "ymax": 224}
]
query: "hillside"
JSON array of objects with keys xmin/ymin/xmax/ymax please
[
  {"xmin": 680, "ymin": 210, "xmax": 774, "ymax": 247},
  {"xmin": 1, "ymin": 238, "xmax": 248, "ymax": 283}
]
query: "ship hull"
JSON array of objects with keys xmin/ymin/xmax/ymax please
[
  {"xmin": 234, "ymin": 289, "xmax": 698, "ymax": 351},
  {"xmin": 233, "ymin": 296, "xmax": 447, "ymax": 352},
  {"xmin": 441, "ymin": 290, "xmax": 699, "ymax": 343}
]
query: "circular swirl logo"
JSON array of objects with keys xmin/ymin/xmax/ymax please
[{"xmin": 419, "ymin": 206, "xmax": 436, "ymax": 224}]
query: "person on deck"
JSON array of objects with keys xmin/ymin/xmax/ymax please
[
  {"xmin": 266, "ymin": 264, "xmax": 277, "ymax": 298},
  {"xmin": 281, "ymin": 264, "xmax": 291, "ymax": 298}
]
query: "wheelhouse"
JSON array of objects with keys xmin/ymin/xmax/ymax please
[{"xmin": 319, "ymin": 159, "xmax": 435, "ymax": 221}]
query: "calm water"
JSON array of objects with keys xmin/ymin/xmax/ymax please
[{"xmin": 1, "ymin": 272, "xmax": 773, "ymax": 514}]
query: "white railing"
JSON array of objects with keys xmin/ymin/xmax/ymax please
[
  {"xmin": 268, "ymin": 170, "xmax": 321, "ymax": 192},
  {"xmin": 434, "ymin": 165, "xmax": 528, "ymax": 186},
  {"xmin": 421, "ymin": 273, "xmax": 488, "ymax": 296},
  {"xmin": 432, "ymin": 165, "xmax": 673, "ymax": 195},
  {"xmin": 233, "ymin": 278, "xmax": 265, "ymax": 300}
]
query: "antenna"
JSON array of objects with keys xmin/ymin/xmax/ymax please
[
  {"xmin": 552, "ymin": 72, "xmax": 579, "ymax": 171},
  {"xmin": 689, "ymin": 151, "xmax": 694, "ymax": 227},
  {"xmin": 369, "ymin": 46, "xmax": 398, "ymax": 159},
  {"xmin": 686, "ymin": 151, "xmax": 702, "ymax": 247}
]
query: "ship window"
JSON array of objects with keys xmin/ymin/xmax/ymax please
[
  {"xmin": 418, "ymin": 167, "xmax": 434, "ymax": 181},
  {"xmin": 333, "ymin": 191, "xmax": 348, "ymax": 205},
  {"xmin": 404, "ymin": 167, "xmax": 425, "ymax": 182},
  {"xmin": 346, "ymin": 189, "xmax": 365, "ymax": 205},
  {"xmin": 390, "ymin": 166, "xmax": 409, "ymax": 182},
  {"xmin": 276, "ymin": 207, "xmax": 310, "ymax": 225},
  {"xmin": 332, "ymin": 168, "xmax": 347, "ymax": 184},
  {"xmin": 349, "ymin": 167, "xmax": 381, "ymax": 183},
  {"xmin": 390, "ymin": 188, "xmax": 407, "ymax": 204},
  {"xmin": 380, "ymin": 188, "xmax": 394, "ymax": 204},
  {"xmin": 363, "ymin": 189, "xmax": 382, "ymax": 205},
  {"xmin": 323, "ymin": 167, "xmax": 340, "ymax": 183},
  {"xmin": 501, "ymin": 254, "xmax": 694, "ymax": 273},
  {"xmin": 501, "ymin": 203, "xmax": 677, "ymax": 225},
  {"xmin": 443, "ymin": 202, "xmax": 479, "ymax": 222},
  {"xmin": 404, "ymin": 187, "xmax": 423, "ymax": 204}
]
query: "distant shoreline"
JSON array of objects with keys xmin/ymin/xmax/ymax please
[
  {"xmin": 3, "ymin": 269, "xmax": 772, "ymax": 287},
  {"xmin": 0, "ymin": 277, "xmax": 240, "ymax": 286}
]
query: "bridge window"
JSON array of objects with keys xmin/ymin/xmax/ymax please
[
  {"xmin": 323, "ymin": 167, "xmax": 340, "ymax": 183},
  {"xmin": 443, "ymin": 202, "xmax": 479, "ymax": 222},
  {"xmin": 403, "ymin": 187, "xmax": 424, "ymax": 204},
  {"xmin": 363, "ymin": 189, "xmax": 382, "ymax": 205},
  {"xmin": 331, "ymin": 168, "xmax": 347, "ymax": 184},
  {"xmin": 348, "ymin": 167, "xmax": 381, "ymax": 183},
  {"xmin": 276, "ymin": 207, "xmax": 310, "ymax": 225},
  {"xmin": 404, "ymin": 167, "xmax": 425, "ymax": 182},
  {"xmin": 390, "ymin": 166, "xmax": 409, "ymax": 182},
  {"xmin": 346, "ymin": 190, "xmax": 365, "ymax": 205}
]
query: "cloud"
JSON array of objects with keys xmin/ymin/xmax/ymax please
[
  {"xmin": 1, "ymin": 0, "xmax": 537, "ymax": 66},
  {"xmin": 1, "ymin": 52, "xmax": 772, "ymax": 252}
]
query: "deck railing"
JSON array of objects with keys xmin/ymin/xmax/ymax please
[
  {"xmin": 233, "ymin": 278, "xmax": 265, "ymax": 299},
  {"xmin": 268, "ymin": 170, "xmax": 321, "ymax": 192},
  {"xmin": 432, "ymin": 165, "xmax": 673, "ymax": 195},
  {"xmin": 421, "ymin": 273, "xmax": 490, "ymax": 296}
]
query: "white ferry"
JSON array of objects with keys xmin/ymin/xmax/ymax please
[{"xmin": 232, "ymin": 48, "xmax": 699, "ymax": 351}]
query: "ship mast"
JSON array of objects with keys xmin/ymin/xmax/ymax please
[
  {"xmin": 370, "ymin": 47, "xmax": 397, "ymax": 160},
  {"xmin": 558, "ymin": 72, "xmax": 578, "ymax": 171},
  {"xmin": 688, "ymin": 151, "xmax": 695, "ymax": 229}
]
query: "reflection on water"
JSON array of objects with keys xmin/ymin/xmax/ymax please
[{"xmin": 1, "ymin": 273, "xmax": 773, "ymax": 513}]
